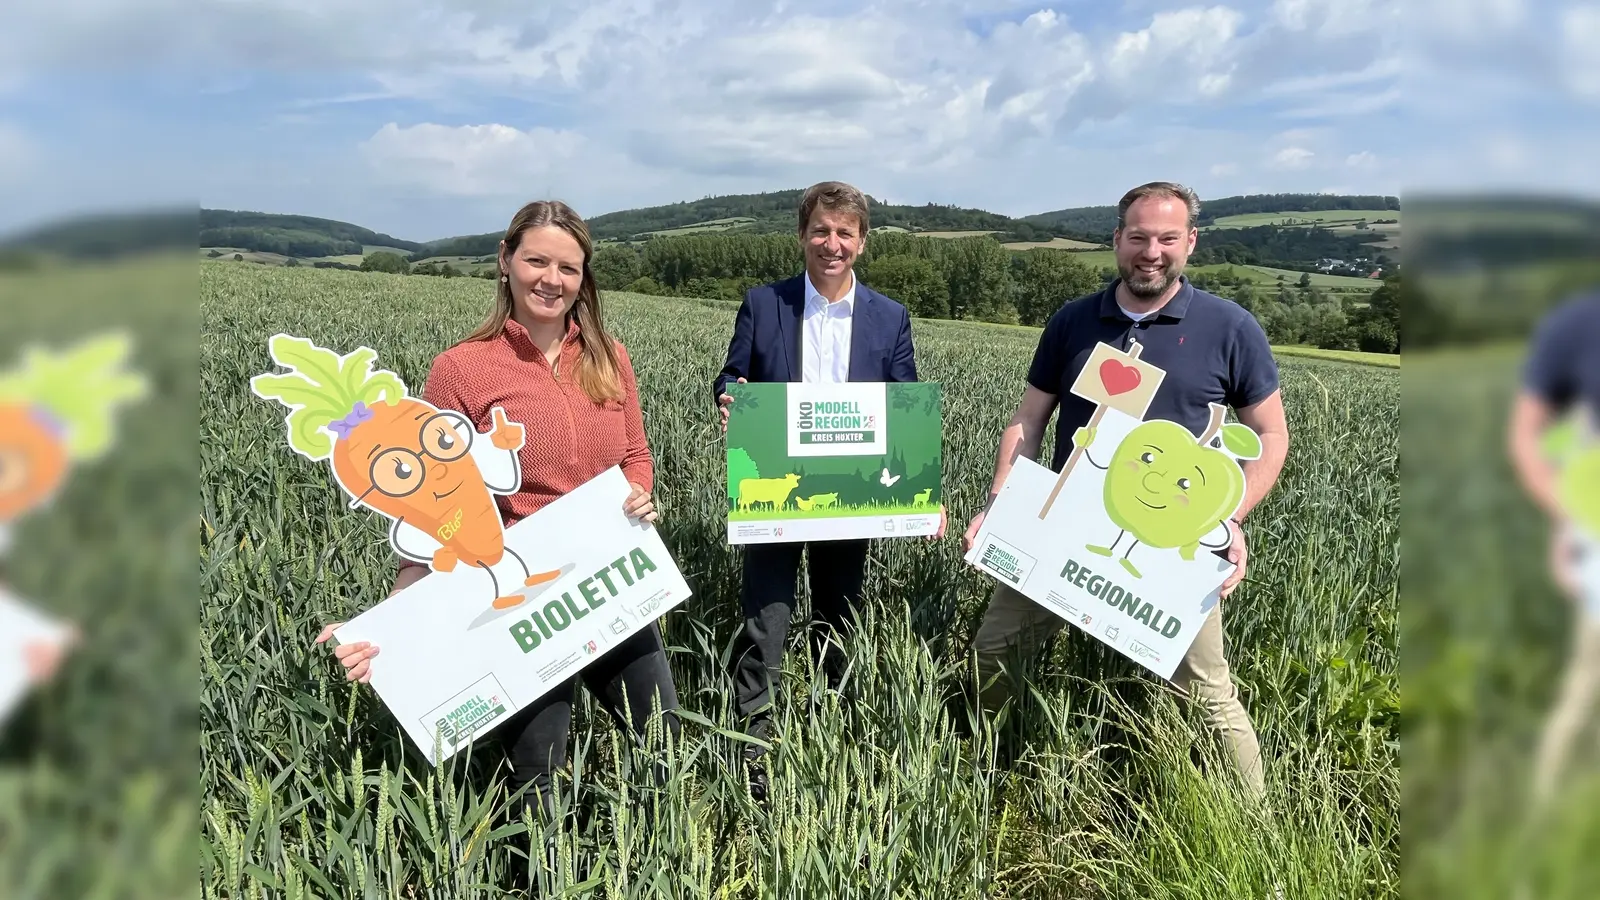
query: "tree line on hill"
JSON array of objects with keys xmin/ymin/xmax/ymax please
[
  {"xmin": 577, "ymin": 231, "xmax": 1400, "ymax": 353},
  {"xmin": 200, "ymin": 209, "xmax": 421, "ymax": 252},
  {"xmin": 194, "ymin": 192, "xmax": 1398, "ymax": 269},
  {"xmin": 577, "ymin": 189, "xmax": 1098, "ymax": 243},
  {"xmin": 216, "ymin": 230, "xmax": 1397, "ymax": 353},
  {"xmin": 419, "ymin": 205, "xmax": 1085, "ymax": 258},
  {"xmin": 199, "ymin": 227, "xmax": 366, "ymax": 259}
]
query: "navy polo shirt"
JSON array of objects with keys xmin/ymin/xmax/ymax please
[
  {"xmin": 1522, "ymin": 291, "xmax": 1600, "ymax": 419},
  {"xmin": 1027, "ymin": 276, "xmax": 1281, "ymax": 471}
]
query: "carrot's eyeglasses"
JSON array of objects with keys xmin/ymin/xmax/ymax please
[{"xmin": 352, "ymin": 411, "xmax": 477, "ymax": 503}]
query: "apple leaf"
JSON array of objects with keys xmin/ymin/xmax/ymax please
[{"xmin": 1221, "ymin": 423, "xmax": 1262, "ymax": 460}]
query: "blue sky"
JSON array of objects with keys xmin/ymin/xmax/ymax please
[{"xmin": 0, "ymin": 0, "xmax": 1595, "ymax": 240}]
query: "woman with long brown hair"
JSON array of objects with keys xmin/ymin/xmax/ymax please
[{"xmin": 314, "ymin": 200, "xmax": 681, "ymax": 883}]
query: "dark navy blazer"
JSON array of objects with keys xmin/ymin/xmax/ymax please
[{"xmin": 713, "ymin": 273, "xmax": 918, "ymax": 400}]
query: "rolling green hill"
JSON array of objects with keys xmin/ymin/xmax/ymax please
[
  {"xmin": 421, "ymin": 191, "xmax": 1099, "ymax": 257},
  {"xmin": 71, "ymin": 191, "xmax": 1401, "ymax": 278},
  {"xmin": 199, "ymin": 209, "xmax": 423, "ymax": 258},
  {"xmin": 3, "ymin": 208, "xmax": 198, "ymax": 258}
]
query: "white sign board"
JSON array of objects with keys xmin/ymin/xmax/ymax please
[
  {"xmin": 333, "ymin": 466, "xmax": 691, "ymax": 764},
  {"xmin": 1575, "ymin": 531, "xmax": 1600, "ymax": 621},
  {"xmin": 965, "ymin": 444, "xmax": 1233, "ymax": 679},
  {"xmin": 0, "ymin": 586, "xmax": 72, "ymax": 730}
]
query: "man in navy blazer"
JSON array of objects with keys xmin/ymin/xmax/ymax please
[{"xmin": 713, "ymin": 182, "xmax": 933, "ymax": 800}]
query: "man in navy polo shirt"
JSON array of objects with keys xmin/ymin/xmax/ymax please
[
  {"xmin": 1507, "ymin": 289, "xmax": 1600, "ymax": 805},
  {"xmin": 961, "ymin": 181, "xmax": 1290, "ymax": 797}
]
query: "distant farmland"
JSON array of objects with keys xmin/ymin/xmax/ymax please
[
  {"xmin": 1206, "ymin": 209, "xmax": 1401, "ymax": 229},
  {"xmin": 641, "ymin": 216, "xmax": 758, "ymax": 237},
  {"xmin": 1001, "ymin": 237, "xmax": 1107, "ymax": 251},
  {"xmin": 1204, "ymin": 209, "xmax": 1401, "ymax": 250},
  {"xmin": 200, "ymin": 244, "xmax": 415, "ymax": 266}
]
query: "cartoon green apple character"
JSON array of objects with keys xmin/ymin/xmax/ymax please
[
  {"xmin": 1073, "ymin": 405, "xmax": 1260, "ymax": 578},
  {"xmin": 1543, "ymin": 413, "xmax": 1600, "ymax": 538},
  {"xmin": 1559, "ymin": 447, "xmax": 1600, "ymax": 538}
]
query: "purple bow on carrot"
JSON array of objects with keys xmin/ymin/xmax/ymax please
[
  {"xmin": 28, "ymin": 405, "xmax": 66, "ymax": 439},
  {"xmin": 327, "ymin": 401, "xmax": 374, "ymax": 440}
]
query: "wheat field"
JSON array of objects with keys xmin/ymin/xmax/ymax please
[{"xmin": 197, "ymin": 262, "xmax": 1398, "ymax": 899}]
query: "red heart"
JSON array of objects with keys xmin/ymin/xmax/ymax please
[{"xmin": 1100, "ymin": 359, "xmax": 1142, "ymax": 396}]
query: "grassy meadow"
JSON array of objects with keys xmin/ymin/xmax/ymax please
[
  {"xmin": 0, "ymin": 255, "xmax": 196, "ymax": 899},
  {"xmin": 1268, "ymin": 346, "xmax": 1401, "ymax": 368},
  {"xmin": 199, "ymin": 262, "xmax": 1397, "ymax": 898},
  {"xmin": 1403, "ymin": 344, "xmax": 1600, "ymax": 899}
]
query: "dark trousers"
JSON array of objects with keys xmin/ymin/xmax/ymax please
[
  {"xmin": 498, "ymin": 622, "xmax": 681, "ymax": 822},
  {"xmin": 730, "ymin": 539, "xmax": 869, "ymax": 754}
]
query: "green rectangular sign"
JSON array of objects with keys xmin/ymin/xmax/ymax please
[{"xmin": 725, "ymin": 381, "xmax": 943, "ymax": 544}]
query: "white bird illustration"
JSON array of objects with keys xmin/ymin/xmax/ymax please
[{"xmin": 880, "ymin": 467, "xmax": 901, "ymax": 487}]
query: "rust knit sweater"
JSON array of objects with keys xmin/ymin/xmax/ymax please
[{"xmin": 417, "ymin": 315, "xmax": 653, "ymax": 533}]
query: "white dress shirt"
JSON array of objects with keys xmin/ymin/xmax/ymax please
[{"xmin": 802, "ymin": 270, "xmax": 856, "ymax": 384}]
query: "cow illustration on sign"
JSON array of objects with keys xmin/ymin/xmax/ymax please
[
  {"xmin": 251, "ymin": 334, "xmax": 567, "ymax": 610},
  {"xmin": 1042, "ymin": 340, "xmax": 1261, "ymax": 579}
]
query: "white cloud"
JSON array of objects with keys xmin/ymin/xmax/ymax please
[
  {"xmin": 1280, "ymin": 87, "xmax": 1400, "ymax": 119},
  {"xmin": 1272, "ymin": 0, "xmax": 1398, "ymax": 37},
  {"xmin": 1404, "ymin": 0, "xmax": 1526, "ymax": 44},
  {"xmin": 1271, "ymin": 146, "xmax": 1315, "ymax": 169},
  {"xmin": 1258, "ymin": 57, "xmax": 1403, "ymax": 97},
  {"xmin": 1563, "ymin": 4, "xmax": 1600, "ymax": 100},
  {"xmin": 1481, "ymin": 133, "xmax": 1532, "ymax": 171},
  {"xmin": 359, "ymin": 122, "xmax": 586, "ymax": 197},
  {"xmin": 1345, "ymin": 150, "xmax": 1378, "ymax": 169},
  {"xmin": 1, "ymin": 1, "xmax": 1427, "ymax": 234},
  {"xmin": 1105, "ymin": 6, "xmax": 1244, "ymax": 99}
]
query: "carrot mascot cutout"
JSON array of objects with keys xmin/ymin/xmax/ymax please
[
  {"xmin": 0, "ymin": 334, "xmax": 149, "ymax": 553},
  {"xmin": 250, "ymin": 334, "xmax": 565, "ymax": 610},
  {"xmin": 0, "ymin": 334, "xmax": 145, "ymax": 712}
]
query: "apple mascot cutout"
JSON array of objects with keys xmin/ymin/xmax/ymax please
[
  {"xmin": 1542, "ymin": 410, "xmax": 1600, "ymax": 541},
  {"xmin": 1071, "ymin": 406, "xmax": 1261, "ymax": 579}
]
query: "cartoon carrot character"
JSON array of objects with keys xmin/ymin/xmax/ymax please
[
  {"xmin": 250, "ymin": 334, "xmax": 563, "ymax": 610},
  {"xmin": 0, "ymin": 334, "xmax": 148, "ymax": 552}
]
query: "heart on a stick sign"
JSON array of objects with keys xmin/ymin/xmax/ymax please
[
  {"xmin": 1039, "ymin": 341, "xmax": 1168, "ymax": 518},
  {"xmin": 1076, "ymin": 343, "xmax": 1164, "ymax": 419},
  {"xmin": 1099, "ymin": 359, "xmax": 1143, "ymax": 396}
]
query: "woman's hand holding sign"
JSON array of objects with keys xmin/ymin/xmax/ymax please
[
  {"xmin": 314, "ymin": 564, "xmax": 429, "ymax": 683},
  {"xmin": 316, "ymin": 623, "xmax": 378, "ymax": 683},
  {"xmin": 623, "ymin": 481, "xmax": 657, "ymax": 524}
]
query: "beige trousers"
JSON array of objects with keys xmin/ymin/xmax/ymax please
[
  {"xmin": 1532, "ymin": 617, "xmax": 1600, "ymax": 805},
  {"xmin": 971, "ymin": 582, "xmax": 1265, "ymax": 796},
  {"xmin": 1532, "ymin": 528, "xmax": 1600, "ymax": 804}
]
